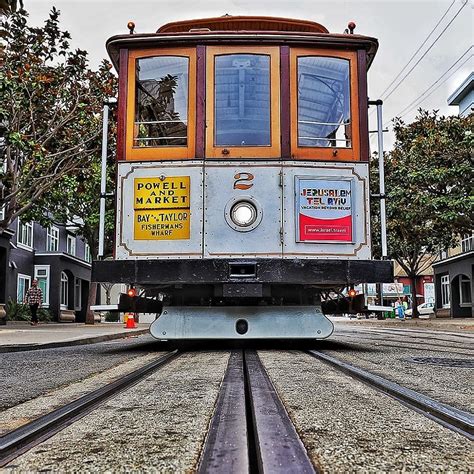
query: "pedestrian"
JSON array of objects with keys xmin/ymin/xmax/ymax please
[
  {"xmin": 24, "ymin": 279, "xmax": 43, "ymax": 326},
  {"xmin": 396, "ymin": 299, "xmax": 405, "ymax": 320}
]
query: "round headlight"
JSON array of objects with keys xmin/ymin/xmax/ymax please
[{"xmin": 230, "ymin": 201, "xmax": 257, "ymax": 227}]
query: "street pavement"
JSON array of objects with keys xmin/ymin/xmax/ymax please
[{"xmin": 0, "ymin": 322, "xmax": 148, "ymax": 351}]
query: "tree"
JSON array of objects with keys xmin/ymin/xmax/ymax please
[
  {"xmin": 0, "ymin": 8, "xmax": 115, "ymax": 231},
  {"xmin": 29, "ymin": 154, "xmax": 117, "ymax": 324},
  {"xmin": 0, "ymin": 0, "xmax": 23, "ymax": 15},
  {"xmin": 371, "ymin": 110, "xmax": 473, "ymax": 316}
]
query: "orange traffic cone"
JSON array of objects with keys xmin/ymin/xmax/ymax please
[{"xmin": 125, "ymin": 313, "xmax": 136, "ymax": 329}]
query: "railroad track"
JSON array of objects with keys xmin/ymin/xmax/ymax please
[
  {"xmin": 198, "ymin": 350, "xmax": 315, "ymax": 473},
  {"xmin": 2, "ymin": 347, "xmax": 472, "ymax": 471},
  {"xmin": 0, "ymin": 350, "xmax": 179, "ymax": 467},
  {"xmin": 308, "ymin": 350, "xmax": 474, "ymax": 441}
]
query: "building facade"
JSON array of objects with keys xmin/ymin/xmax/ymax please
[
  {"xmin": 431, "ymin": 73, "xmax": 474, "ymax": 318},
  {"xmin": 0, "ymin": 214, "xmax": 92, "ymax": 322}
]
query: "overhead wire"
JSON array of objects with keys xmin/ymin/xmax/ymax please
[
  {"xmin": 377, "ymin": 0, "xmax": 457, "ymax": 100},
  {"xmin": 392, "ymin": 46, "xmax": 473, "ymax": 121},
  {"xmin": 382, "ymin": 0, "xmax": 469, "ymax": 102}
]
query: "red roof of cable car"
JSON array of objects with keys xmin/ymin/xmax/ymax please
[{"xmin": 157, "ymin": 16, "xmax": 329, "ymax": 34}]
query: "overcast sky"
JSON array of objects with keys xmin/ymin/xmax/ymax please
[{"xmin": 25, "ymin": 0, "xmax": 473, "ymax": 148}]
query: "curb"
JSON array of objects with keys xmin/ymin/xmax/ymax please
[{"xmin": 0, "ymin": 329, "xmax": 150, "ymax": 353}]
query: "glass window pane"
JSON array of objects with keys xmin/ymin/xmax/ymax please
[
  {"xmin": 214, "ymin": 54, "xmax": 271, "ymax": 146},
  {"xmin": 297, "ymin": 57, "xmax": 351, "ymax": 148},
  {"xmin": 135, "ymin": 56, "xmax": 189, "ymax": 147}
]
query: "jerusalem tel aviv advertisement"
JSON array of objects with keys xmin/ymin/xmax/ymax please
[{"xmin": 297, "ymin": 177, "xmax": 354, "ymax": 243}]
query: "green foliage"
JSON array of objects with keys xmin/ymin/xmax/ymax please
[
  {"xmin": 370, "ymin": 110, "xmax": 473, "ymax": 312},
  {"xmin": 4, "ymin": 298, "xmax": 54, "ymax": 321},
  {"xmin": 104, "ymin": 311, "xmax": 119, "ymax": 322},
  {"xmin": 0, "ymin": 8, "xmax": 117, "ymax": 232},
  {"xmin": 37, "ymin": 307, "xmax": 53, "ymax": 322},
  {"xmin": 5, "ymin": 298, "xmax": 30, "ymax": 320}
]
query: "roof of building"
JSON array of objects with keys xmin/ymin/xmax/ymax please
[{"xmin": 448, "ymin": 72, "xmax": 474, "ymax": 106}]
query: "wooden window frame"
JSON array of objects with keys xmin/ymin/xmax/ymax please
[
  {"xmin": 126, "ymin": 48, "xmax": 197, "ymax": 161},
  {"xmin": 290, "ymin": 48, "xmax": 360, "ymax": 161},
  {"xmin": 205, "ymin": 46, "xmax": 281, "ymax": 159}
]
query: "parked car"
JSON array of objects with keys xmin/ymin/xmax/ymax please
[{"xmin": 405, "ymin": 302, "xmax": 435, "ymax": 317}]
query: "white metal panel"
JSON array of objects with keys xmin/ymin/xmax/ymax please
[
  {"xmin": 282, "ymin": 162, "xmax": 371, "ymax": 259},
  {"xmin": 115, "ymin": 161, "xmax": 203, "ymax": 260},
  {"xmin": 203, "ymin": 161, "xmax": 282, "ymax": 258}
]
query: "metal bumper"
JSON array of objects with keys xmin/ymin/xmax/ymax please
[
  {"xmin": 92, "ymin": 258, "xmax": 393, "ymax": 286},
  {"xmin": 150, "ymin": 306, "xmax": 334, "ymax": 340}
]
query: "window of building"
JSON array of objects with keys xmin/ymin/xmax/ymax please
[
  {"xmin": 290, "ymin": 49, "xmax": 359, "ymax": 161},
  {"xmin": 441, "ymin": 274, "xmax": 450, "ymax": 308},
  {"xmin": 206, "ymin": 46, "xmax": 281, "ymax": 158},
  {"xmin": 461, "ymin": 234, "xmax": 473, "ymax": 253},
  {"xmin": 67, "ymin": 235, "xmax": 76, "ymax": 256},
  {"xmin": 34, "ymin": 265, "xmax": 50, "ymax": 307},
  {"xmin": 60, "ymin": 272, "xmax": 69, "ymax": 309},
  {"xmin": 439, "ymin": 249, "xmax": 448, "ymax": 260},
  {"xmin": 17, "ymin": 274, "xmax": 31, "ymax": 303},
  {"xmin": 46, "ymin": 226, "xmax": 59, "ymax": 252},
  {"xmin": 17, "ymin": 220, "xmax": 33, "ymax": 249},
  {"xmin": 127, "ymin": 48, "xmax": 196, "ymax": 160},
  {"xmin": 74, "ymin": 277, "xmax": 82, "ymax": 311},
  {"xmin": 459, "ymin": 275, "xmax": 472, "ymax": 306},
  {"xmin": 84, "ymin": 242, "xmax": 92, "ymax": 263}
]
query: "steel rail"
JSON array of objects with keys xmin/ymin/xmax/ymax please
[
  {"xmin": 0, "ymin": 350, "xmax": 179, "ymax": 467},
  {"xmin": 307, "ymin": 350, "xmax": 474, "ymax": 440},
  {"xmin": 198, "ymin": 350, "xmax": 315, "ymax": 473}
]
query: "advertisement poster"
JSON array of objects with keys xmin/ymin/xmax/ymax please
[
  {"xmin": 297, "ymin": 178, "xmax": 353, "ymax": 242},
  {"xmin": 133, "ymin": 176, "xmax": 190, "ymax": 240}
]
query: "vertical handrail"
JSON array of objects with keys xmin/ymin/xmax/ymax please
[
  {"xmin": 376, "ymin": 101, "xmax": 388, "ymax": 259},
  {"xmin": 98, "ymin": 104, "xmax": 109, "ymax": 259}
]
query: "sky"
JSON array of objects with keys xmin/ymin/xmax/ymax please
[{"xmin": 23, "ymin": 0, "xmax": 474, "ymax": 149}]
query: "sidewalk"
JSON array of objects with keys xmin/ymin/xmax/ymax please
[
  {"xmin": 331, "ymin": 316, "xmax": 474, "ymax": 333},
  {"xmin": 0, "ymin": 322, "xmax": 149, "ymax": 352}
]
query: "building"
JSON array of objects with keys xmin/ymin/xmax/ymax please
[
  {"xmin": 431, "ymin": 73, "xmax": 474, "ymax": 318},
  {"xmin": 0, "ymin": 213, "xmax": 92, "ymax": 322},
  {"xmin": 433, "ymin": 236, "xmax": 473, "ymax": 318},
  {"xmin": 448, "ymin": 72, "xmax": 473, "ymax": 118}
]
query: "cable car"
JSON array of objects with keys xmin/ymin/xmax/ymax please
[{"xmin": 93, "ymin": 16, "xmax": 393, "ymax": 340}]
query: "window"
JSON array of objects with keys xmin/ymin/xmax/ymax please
[
  {"xmin": 441, "ymin": 274, "xmax": 450, "ymax": 308},
  {"xmin": 34, "ymin": 265, "xmax": 50, "ymax": 307},
  {"xmin": 67, "ymin": 235, "xmax": 76, "ymax": 256},
  {"xmin": 459, "ymin": 275, "xmax": 472, "ymax": 306},
  {"xmin": 297, "ymin": 57, "xmax": 351, "ymax": 148},
  {"xmin": 461, "ymin": 234, "xmax": 473, "ymax": 253},
  {"xmin": 17, "ymin": 220, "xmax": 33, "ymax": 249},
  {"xmin": 17, "ymin": 274, "xmax": 31, "ymax": 303},
  {"xmin": 439, "ymin": 249, "xmax": 448, "ymax": 260},
  {"xmin": 206, "ymin": 46, "xmax": 281, "ymax": 158},
  {"xmin": 127, "ymin": 48, "xmax": 196, "ymax": 160},
  {"xmin": 214, "ymin": 54, "xmax": 270, "ymax": 146},
  {"xmin": 135, "ymin": 56, "xmax": 188, "ymax": 147},
  {"xmin": 46, "ymin": 226, "xmax": 59, "ymax": 252},
  {"xmin": 84, "ymin": 242, "xmax": 92, "ymax": 263},
  {"xmin": 74, "ymin": 277, "xmax": 82, "ymax": 310},
  {"xmin": 60, "ymin": 272, "xmax": 69, "ymax": 309},
  {"xmin": 290, "ymin": 49, "xmax": 359, "ymax": 160}
]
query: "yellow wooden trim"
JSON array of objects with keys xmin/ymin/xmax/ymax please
[
  {"xmin": 290, "ymin": 48, "xmax": 359, "ymax": 161},
  {"xmin": 205, "ymin": 46, "xmax": 281, "ymax": 159},
  {"xmin": 126, "ymin": 47, "xmax": 196, "ymax": 161}
]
